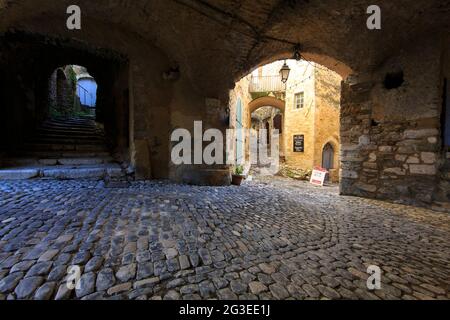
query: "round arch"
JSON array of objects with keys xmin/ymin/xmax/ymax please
[
  {"xmin": 321, "ymin": 137, "xmax": 339, "ymax": 152},
  {"xmin": 55, "ymin": 68, "xmax": 69, "ymax": 109},
  {"xmin": 321, "ymin": 137, "xmax": 340, "ymax": 171},
  {"xmin": 248, "ymin": 96, "xmax": 285, "ymax": 114}
]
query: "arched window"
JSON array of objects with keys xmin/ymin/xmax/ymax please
[
  {"xmin": 322, "ymin": 143, "xmax": 334, "ymax": 170},
  {"xmin": 56, "ymin": 69, "xmax": 67, "ymax": 108}
]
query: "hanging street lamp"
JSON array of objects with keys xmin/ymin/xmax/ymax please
[{"xmin": 279, "ymin": 60, "xmax": 291, "ymax": 83}]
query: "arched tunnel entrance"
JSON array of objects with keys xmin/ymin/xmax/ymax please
[
  {"xmin": 0, "ymin": 32, "xmax": 130, "ymax": 179},
  {"xmin": 231, "ymin": 59, "xmax": 342, "ymax": 183},
  {"xmin": 49, "ymin": 65, "xmax": 98, "ymax": 117}
]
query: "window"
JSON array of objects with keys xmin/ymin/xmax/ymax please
[{"xmin": 295, "ymin": 92, "xmax": 304, "ymax": 109}]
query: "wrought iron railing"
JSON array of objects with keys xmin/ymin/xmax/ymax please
[{"xmin": 249, "ymin": 75, "xmax": 286, "ymax": 93}]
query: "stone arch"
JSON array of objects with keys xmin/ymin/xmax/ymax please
[
  {"xmin": 0, "ymin": 1, "xmax": 447, "ymax": 206},
  {"xmin": 248, "ymin": 96, "xmax": 285, "ymax": 114},
  {"xmin": 321, "ymin": 138, "xmax": 339, "ymax": 159},
  {"xmin": 55, "ymin": 68, "xmax": 68, "ymax": 109},
  {"xmin": 241, "ymin": 52, "xmax": 353, "ymax": 83}
]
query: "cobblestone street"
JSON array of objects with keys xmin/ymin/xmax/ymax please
[{"xmin": 0, "ymin": 178, "xmax": 449, "ymax": 300}]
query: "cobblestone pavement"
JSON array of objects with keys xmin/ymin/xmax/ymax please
[{"xmin": 0, "ymin": 178, "xmax": 449, "ymax": 300}]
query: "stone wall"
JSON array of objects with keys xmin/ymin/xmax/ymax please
[
  {"xmin": 229, "ymin": 75, "xmax": 253, "ymax": 171},
  {"xmin": 283, "ymin": 61, "xmax": 318, "ymax": 170},
  {"xmin": 48, "ymin": 71, "xmax": 57, "ymax": 108},
  {"xmin": 340, "ymin": 39, "xmax": 449, "ymax": 210},
  {"xmin": 313, "ymin": 66, "xmax": 342, "ymax": 181},
  {"xmin": 434, "ymin": 40, "xmax": 450, "ymax": 211},
  {"xmin": 48, "ymin": 66, "xmax": 78, "ymax": 116}
]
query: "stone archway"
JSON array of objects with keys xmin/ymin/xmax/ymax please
[
  {"xmin": 55, "ymin": 68, "xmax": 69, "ymax": 111},
  {"xmin": 248, "ymin": 96, "xmax": 286, "ymax": 157},
  {"xmin": 248, "ymin": 96, "xmax": 285, "ymax": 114},
  {"xmin": 0, "ymin": 1, "xmax": 448, "ymax": 208}
]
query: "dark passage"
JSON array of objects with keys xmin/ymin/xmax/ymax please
[{"xmin": 0, "ymin": 32, "xmax": 130, "ymax": 180}]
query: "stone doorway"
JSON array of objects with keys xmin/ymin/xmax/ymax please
[
  {"xmin": 48, "ymin": 65, "xmax": 98, "ymax": 118},
  {"xmin": 233, "ymin": 59, "xmax": 342, "ymax": 184},
  {"xmin": 0, "ymin": 34, "xmax": 131, "ymax": 181},
  {"xmin": 322, "ymin": 143, "xmax": 334, "ymax": 170}
]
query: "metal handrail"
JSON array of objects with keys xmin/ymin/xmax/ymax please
[{"xmin": 76, "ymin": 83, "xmax": 95, "ymax": 107}]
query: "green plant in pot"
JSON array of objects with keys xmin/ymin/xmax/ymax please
[{"xmin": 231, "ymin": 165, "xmax": 245, "ymax": 186}]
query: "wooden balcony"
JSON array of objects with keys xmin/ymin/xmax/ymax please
[{"xmin": 249, "ymin": 75, "xmax": 286, "ymax": 93}]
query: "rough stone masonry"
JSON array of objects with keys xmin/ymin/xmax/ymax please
[{"xmin": 0, "ymin": 0, "xmax": 448, "ymax": 211}]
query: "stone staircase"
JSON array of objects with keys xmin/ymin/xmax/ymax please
[{"xmin": 0, "ymin": 116, "xmax": 125, "ymax": 180}]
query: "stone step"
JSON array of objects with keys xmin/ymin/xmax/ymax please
[
  {"xmin": 45, "ymin": 117, "xmax": 96, "ymax": 124},
  {"xmin": 42, "ymin": 119, "xmax": 96, "ymax": 127},
  {"xmin": 0, "ymin": 164, "xmax": 124, "ymax": 180},
  {"xmin": 48, "ymin": 117, "xmax": 94, "ymax": 123},
  {"xmin": 29, "ymin": 138, "xmax": 106, "ymax": 145},
  {"xmin": 2, "ymin": 156, "xmax": 114, "ymax": 167},
  {"xmin": 36, "ymin": 127, "xmax": 101, "ymax": 135},
  {"xmin": 38, "ymin": 125, "xmax": 98, "ymax": 133},
  {"xmin": 22, "ymin": 143, "xmax": 109, "ymax": 152},
  {"xmin": 41, "ymin": 120, "xmax": 97, "ymax": 128},
  {"xmin": 41, "ymin": 118, "xmax": 96, "ymax": 125},
  {"xmin": 8, "ymin": 151, "xmax": 111, "ymax": 158},
  {"xmin": 35, "ymin": 131, "xmax": 101, "ymax": 138},
  {"xmin": 3, "ymin": 117, "xmax": 117, "ymax": 181},
  {"xmin": 57, "ymin": 157, "xmax": 113, "ymax": 165}
]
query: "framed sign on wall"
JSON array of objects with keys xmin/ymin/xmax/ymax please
[{"xmin": 293, "ymin": 134, "xmax": 304, "ymax": 152}]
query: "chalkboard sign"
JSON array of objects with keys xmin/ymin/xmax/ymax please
[{"xmin": 293, "ymin": 135, "xmax": 304, "ymax": 152}]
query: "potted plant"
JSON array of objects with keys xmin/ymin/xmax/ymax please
[{"xmin": 231, "ymin": 165, "xmax": 245, "ymax": 186}]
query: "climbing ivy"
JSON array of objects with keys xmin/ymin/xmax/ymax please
[{"xmin": 67, "ymin": 66, "xmax": 77, "ymax": 87}]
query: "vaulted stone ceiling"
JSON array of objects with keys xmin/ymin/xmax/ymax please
[{"xmin": 0, "ymin": 0, "xmax": 448, "ymax": 93}]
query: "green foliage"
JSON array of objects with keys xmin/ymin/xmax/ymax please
[
  {"xmin": 73, "ymin": 110, "xmax": 94, "ymax": 117},
  {"xmin": 234, "ymin": 165, "xmax": 244, "ymax": 175},
  {"xmin": 49, "ymin": 106, "xmax": 64, "ymax": 118},
  {"xmin": 277, "ymin": 165, "xmax": 312, "ymax": 181}
]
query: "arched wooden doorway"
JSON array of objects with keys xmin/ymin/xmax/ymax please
[{"xmin": 322, "ymin": 143, "xmax": 334, "ymax": 170}]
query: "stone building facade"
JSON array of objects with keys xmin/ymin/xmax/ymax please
[{"xmin": 48, "ymin": 65, "xmax": 80, "ymax": 116}]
